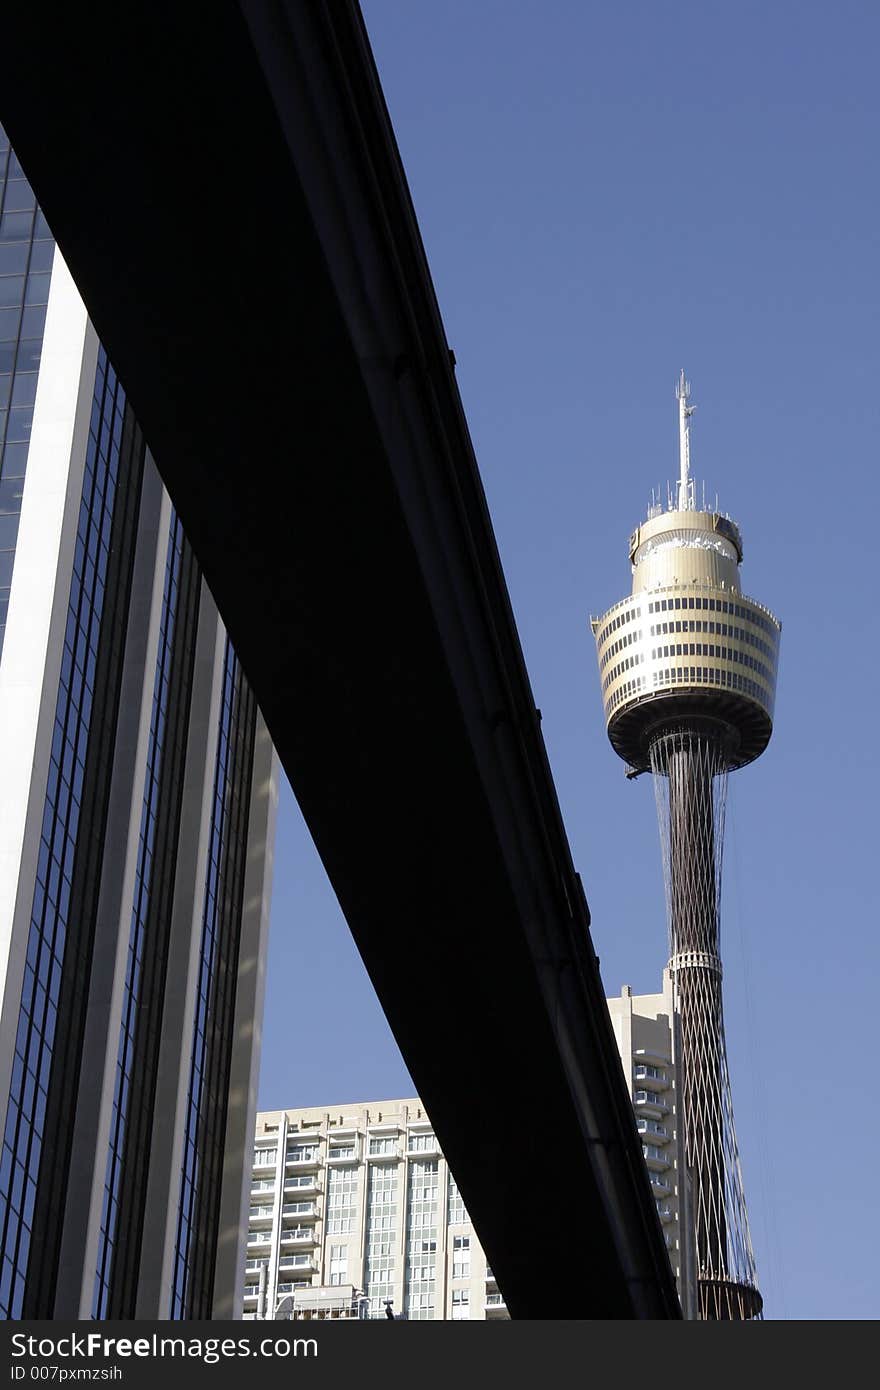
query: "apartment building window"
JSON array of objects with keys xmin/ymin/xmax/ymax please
[
  {"xmin": 365, "ymin": 1163, "xmax": 398, "ymax": 1317},
  {"xmin": 407, "ymin": 1132, "xmax": 436, "ymax": 1153},
  {"xmin": 253, "ymin": 1147, "xmax": 277, "ymax": 1166},
  {"xmin": 328, "ymin": 1144, "xmax": 356, "ymax": 1160},
  {"xmin": 407, "ymin": 1290, "xmax": 435, "ymax": 1320},
  {"xmin": 369, "ymin": 1136, "xmax": 397, "ymax": 1156},
  {"xmin": 326, "ymin": 1166, "xmax": 358, "ymax": 1234},
  {"xmin": 328, "ymin": 1245, "xmax": 347, "ymax": 1287},
  {"xmin": 452, "ymin": 1236, "xmax": 470, "ymax": 1279},
  {"xmin": 409, "ymin": 1159, "xmax": 438, "ymax": 1206},
  {"xmin": 287, "ymin": 1144, "xmax": 318, "ymax": 1163},
  {"xmin": 446, "ymin": 1173, "xmax": 468, "ymax": 1226},
  {"xmin": 404, "ymin": 1160, "xmax": 438, "ymax": 1319},
  {"xmin": 451, "ymin": 1290, "xmax": 470, "ymax": 1320}
]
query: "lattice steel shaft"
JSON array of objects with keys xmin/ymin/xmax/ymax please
[{"xmin": 650, "ymin": 728, "xmax": 760, "ymax": 1319}]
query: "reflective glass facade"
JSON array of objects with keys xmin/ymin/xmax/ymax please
[
  {"xmin": 0, "ymin": 128, "xmax": 272, "ymax": 1324},
  {"xmin": 92, "ymin": 511, "xmax": 184, "ymax": 1318},
  {"xmin": 171, "ymin": 639, "xmax": 238, "ymax": 1318},
  {"xmin": 0, "ymin": 348, "xmax": 124, "ymax": 1318},
  {"xmin": 0, "ymin": 122, "xmax": 54, "ymax": 658}
]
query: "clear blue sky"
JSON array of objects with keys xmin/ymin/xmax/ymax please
[{"xmin": 258, "ymin": 0, "xmax": 880, "ymax": 1320}]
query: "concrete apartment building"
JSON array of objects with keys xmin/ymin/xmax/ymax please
[
  {"xmin": 242, "ymin": 1099, "xmax": 509, "ymax": 1321},
  {"xmin": 607, "ymin": 972, "xmax": 695, "ymax": 1317},
  {"xmin": 241, "ymin": 1003, "xmax": 692, "ymax": 1323}
]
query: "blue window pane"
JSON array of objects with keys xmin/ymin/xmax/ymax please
[
  {"xmin": 20, "ymin": 305, "xmax": 46, "ymax": 338},
  {"xmin": 0, "ymin": 275, "xmax": 24, "ymax": 307},
  {"xmin": 0, "ymin": 307, "xmax": 21, "ymax": 339},
  {"xmin": 0, "ymin": 212, "xmax": 33, "ymax": 242},
  {"xmin": 5, "ymin": 406, "xmax": 32, "ymax": 442},
  {"xmin": 24, "ymin": 274, "xmax": 51, "ymax": 307},
  {"xmin": 27, "ymin": 242, "xmax": 53, "ymax": 274},
  {"xmin": 15, "ymin": 339, "xmax": 42, "ymax": 371},
  {"xmin": 0, "ymin": 513, "xmax": 20, "ymax": 549},
  {"xmin": 0, "ymin": 442, "xmax": 29, "ymax": 477},
  {"xmin": 0, "ymin": 243, "xmax": 29, "ymax": 275},
  {"xmin": 2, "ymin": 180, "xmax": 35, "ymax": 213},
  {"xmin": 11, "ymin": 373, "xmax": 38, "ymax": 408}
]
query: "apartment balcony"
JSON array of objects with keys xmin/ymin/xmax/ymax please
[
  {"xmin": 633, "ymin": 1090, "xmax": 669, "ymax": 1116},
  {"xmin": 633, "ymin": 1064, "xmax": 670, "ymax": 1090},
  {"xmin": 326, "ymin": 1146, "xmax": 359, "ymax": 1165},
  {"xmin": 284, "ymin": 1175, "xmax": 320, "ymax": 1196},
  {"xmin": 636, "ymin": 1117, "xmax": 670, "ymax": 1144},
  {"xmin": 242, "ymin": 1287, "xmax": 260, "ymax": 1303},
  {"xmin": 484, "ymin": 1292, "xmax": 507, "ymax": 1318},
  {"xmin": 406, "ymin": 1138, "xmax": 439, "ymax": 1157},
  {"xmin": 634, "ymin": 1048, "xmax": 671, "ymax": 1070},
  {"xmin": 252, "ymin": 1153, "xmax": 278, "ymax": 1172},
  {"xmin": 246, "ymin": 1233, "xmax": 272, "ymax": 1250},
  {"xmin": 656, "ymin": 1204, "xmax": 674, "ymax": 1224},
  {"xmin": 282, "ymin": 1201, "xmax": 318, "ymax": 1222},
  {"xmin": 279, "ymin": 1227, "xmax": 319, "ymax": 1247},
  {"xmin": 278, "ymin": 1254, "xmax": 318, "ymax": 1274},
  {"xmin": 642, "ymin": 1147, "xmax": 671, "ymax": 1172},
  {"xmin": 367, "ymin": 1143, "xmax": 400, "ymax": 1161},
  {"xmin": 648, "ymin": 1172, "xmax": 672, "ymax": 1197},
  {"xmin": 248, "ymin": 1205, "xmax": 274, "ymax": 1227},
  {"xmin": 285, "ymin": 1151, "xmax": 321, "ymax": 1170}
]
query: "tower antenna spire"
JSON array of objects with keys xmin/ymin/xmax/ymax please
[{"xmin": 676, "ymin": 369, "xmax": 696, "ymax": 510}]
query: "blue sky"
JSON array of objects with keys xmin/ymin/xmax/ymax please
[{"xmin": 258, "ymin": 0, "xmax": 880, "ymax": 1320}]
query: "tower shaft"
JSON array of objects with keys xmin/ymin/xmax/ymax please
[{"xmin": 661, "ymin": 732, "xmax": 727, "ymax": 1287}]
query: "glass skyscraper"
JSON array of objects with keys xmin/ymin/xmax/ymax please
[{"xmin": 0, "ymin": 125, "xmax": 277, "ymax": 1319}]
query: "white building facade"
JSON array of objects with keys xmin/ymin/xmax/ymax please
[
  {"xmin": 243, "ymin": 1100, "xmax": 508, "ymax": 1320},
  {"xmin": 607, "ymin": 971, "xmax": 696, "ymax": 1318}
]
